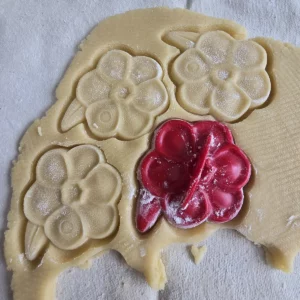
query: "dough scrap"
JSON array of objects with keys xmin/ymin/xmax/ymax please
[
  {"xmin": 4, "ymin": 7, "xmax": 300, "ymax": 300},
  {"xmin": 191, "ymin": 245, "xmax": 207, "ymax": 265}
]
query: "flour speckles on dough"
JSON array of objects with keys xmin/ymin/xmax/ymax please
[
  {"xmin": 256, "ymin": 209, "xmax": 264, "ymax": 222},
  {"xmin": 140, "ymin": 247, "xmax": 146, "ymax": 257},
  {"xmin": 286, "ymin": 215, "xmax": 300, "ymax": 228}
]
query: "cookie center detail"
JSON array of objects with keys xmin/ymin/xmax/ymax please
[
  {"xmin": 217, "ymin": 69, "xmax": 231, "ymax": 81},
  {"xmin": 62, "ymin": 183, "xmax": 82, "ymax": 205},
  {"xmin": 112, "ymin": 84, "xmax": 131, "ymax": 100}
]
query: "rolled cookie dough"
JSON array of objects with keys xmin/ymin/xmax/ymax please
[{"xmin": 4, "ymin": 7, "xmax": 300, "ymax": 300}]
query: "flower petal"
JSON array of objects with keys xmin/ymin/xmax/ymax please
[
  {"xmin": 171, "ymin": 48, "xmax": 209, "ymax": 84},
  {"xmin": 237, "ymin": 70, "xmax": 271, "ymax": 108},
  {"xmin": 80, "ymin": 163, "xmax": 122, "ymax": 206},
  {"xmin": 118, "ymin": 103, "xmax": 151, "ymax": 140},
  {"xmin": 130, "ymin": 56, "xmax": 163, "ymax": 84},
  {"xmin": 210, "ymin": 83, "xmax": 251, "ymax": 122},
  {"xmin": 136, "ymin": 189, "xmax": 162, "ymax": 233},
  {"xmin": 155, "ymin": 119, "xmax": 195, "ymax": 162},
  {"xmin": 178, "ymin": 77, "xmax": 213, "ymax": 115},
  {"xmin": 86, "ymin": 101, "xmax": 119, "ymax": 139},
  {"xmin": 233, "ymin": 40, "xmax": 267, "ymax": 69},
  {"xmin": 76, "ymin": 204, "xmax": 117, "ymax": 239},
  {"xmin": 196, "ymin": 31, "xmax": 233, "ymax": 64},
  {"xmin": 139, "ymin": 151, "xmax": 190, "ymax": 197},
  {"xmin": 212, "ymin": 143, "xmax": 251, "ymax": 192},
  {"xmin": 24, "ymin": 183, "xmax": 61, "ymax": 226},
  {"xmin": 162, "ymin": 189, "xmax": 212, "ymax": 229},
  {"xmin": 44, "ymin": 206, "xmax": 87, "ymax": 250},
  {"xmin": 207, "ymin": 188, "xmax": 244, "ymax": 223},
  {"xmin": 97, "ymin": 50, "xmax": 132, "ymax": 83},
  {"xmin": 76, "ymin": 71, "xmax": 110, "ymax": 106},
  {"xmin": 66, "ymin": 145, "xmax": 105, "ymax": 180},
  {"xmin": 193, "ymin": 121, "xmax": 234, "ymax": 154},
  {"xmin": 36, "ymin": 149, "xmax": 67, "ymax": 187},
  {"xmin": 132, "ymin": 79, "xmax": 168, "ymax": 114}
]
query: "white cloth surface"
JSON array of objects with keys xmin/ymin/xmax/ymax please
[{"xmin": 1, "ymin": 0, "xmax": 300, "ymax": 299}]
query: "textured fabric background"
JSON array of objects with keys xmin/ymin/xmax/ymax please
[{"xmin": 1, "ymin": 1, "xmax": 300, "ymax": 299}]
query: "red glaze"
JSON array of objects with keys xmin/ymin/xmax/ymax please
[{"xmin": 136, "ymin": 120, "xmax": 251, "ymax": 233}]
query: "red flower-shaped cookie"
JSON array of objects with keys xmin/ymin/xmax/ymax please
[{"xmin": 136, "ymin": 119, "xmax": 251, "ymax": 233}]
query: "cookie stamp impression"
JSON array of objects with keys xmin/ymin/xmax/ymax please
[
  {"xmin": 61, "ymin": 49, "xmax": 168, "ymax": 140},
  {"xmin": 24, "ymin": 145, "xmax": 121, "ymax": 258},
  {"xmin": 4, "ymin": 7, "xmax": 300, "ymax": 299},
  {"xmin": 165, "ymin": 30, "xmax": 271, "ymax": 121}
]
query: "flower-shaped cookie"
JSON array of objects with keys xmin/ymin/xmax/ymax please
[
  {"xmin": 24, "ymin": 145, "xmax": 121, "ymax": 251},
  {"xmin": 61, "ymin": 50, "xmax": 168, "ymax": 140},
  {"xmin": 136, "ymin": 120, "xmax": 251, "ymax": 233},
  {"xmin": 168, "ymin": 31, "xmax": 271, "ymax": 122}
]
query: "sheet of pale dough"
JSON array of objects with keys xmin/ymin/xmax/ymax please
[{"xmin": 1, "ymin": 1, "xmax": 300, "ymax": 300}]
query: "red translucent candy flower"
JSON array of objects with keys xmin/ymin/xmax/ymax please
[{"xmin": 136, "ymin": 119, "xmax": 251, "ymax": 233}]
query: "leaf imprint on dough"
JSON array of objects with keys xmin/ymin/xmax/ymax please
[
  {"xmin": 61, "ymin": 98, "xmax": 86, "ymax": 131},
  {"xmin": 25, "ymin": 221, "xmax": 48, "ymax": 261}
]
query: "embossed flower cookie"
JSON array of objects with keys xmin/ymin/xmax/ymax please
[{"xmin": 5, "ymin": 7, "xmax": 300, "ymax": 300}]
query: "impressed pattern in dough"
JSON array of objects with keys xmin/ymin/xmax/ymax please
[
  {"xmin": 24, "ymin": 145, "xmax": 121, "ymax": 259},
  {"xmin": 165, "ymin": 30, "xmax": 271, "ymax": 121},
  {"xmin": 61, "ymin": 49, "xmax": 168, "ymax": 140},
  {"xmin": 4, "ymin": 7, "xmax": 300, "ymax": 300}
]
